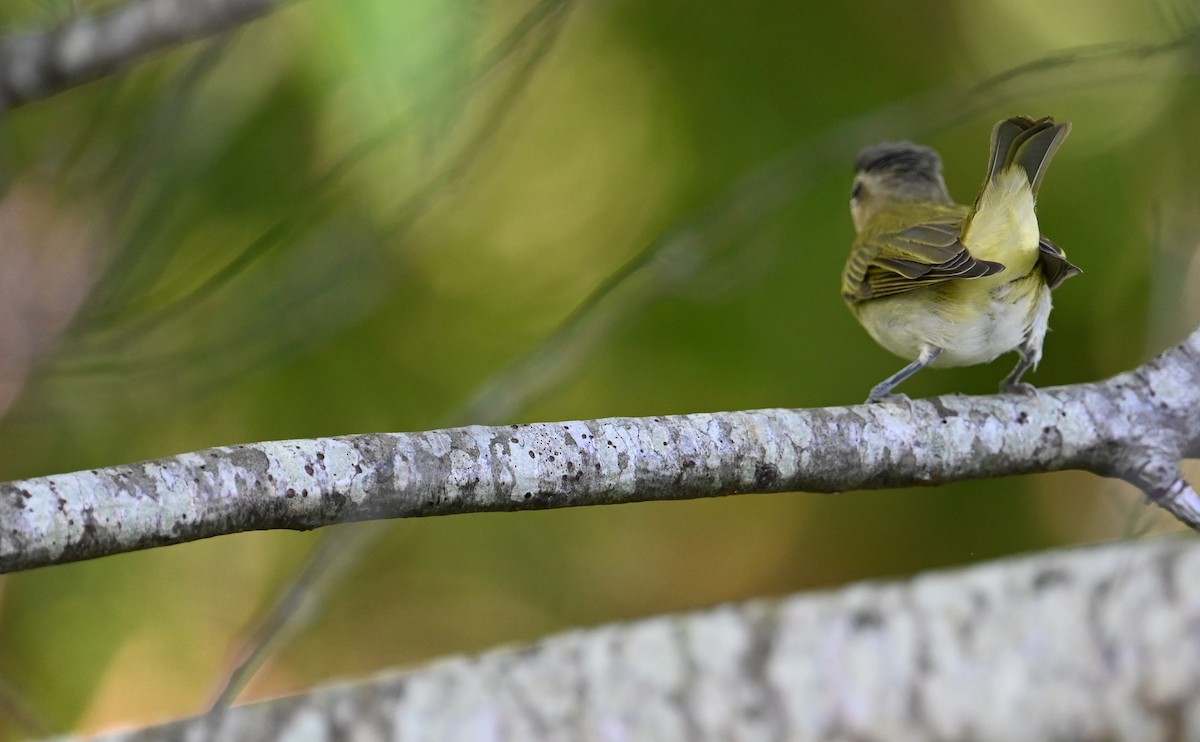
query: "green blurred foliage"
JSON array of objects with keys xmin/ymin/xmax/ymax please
[{"xmin": 0, "ymin": 0, "xmax": 1198, "ymax": 737}]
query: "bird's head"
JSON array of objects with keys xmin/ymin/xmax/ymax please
[{"xmin": 850, "ymin": 142, "xmax": 952, "ymax": 231}]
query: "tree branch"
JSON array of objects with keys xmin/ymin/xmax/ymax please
[
  {"xmin": 0, "ymin": 0, "xmax": 277, "ymax": 111},
  {"xmin": 89, "ymin": 537, "xmax": 1200, "ymax": 741},
  {"xmin": 3, "ymin": 325, "xmax": 1197, "ymax": 574}
]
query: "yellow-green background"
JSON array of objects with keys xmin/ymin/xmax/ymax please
[{"xmin": 0, "ymin": 0, "xmax": 1197, "ymax": 736}]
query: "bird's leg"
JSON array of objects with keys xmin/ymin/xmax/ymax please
[
  {"xmin": 867, "ymin": 346, "xmax": 941, "ymax": 403},
  {"xmin": 1000, "ymin": 346, "xmax": 1038, "ymax": 394}
]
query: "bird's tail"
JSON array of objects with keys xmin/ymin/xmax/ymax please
[{"xmin": 982, "ymin": 116, "xmax": 1071, "ymax": 199}]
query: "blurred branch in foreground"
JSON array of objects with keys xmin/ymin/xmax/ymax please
[
  {"xmin": 94, "ymin": 537, "xmax": 1200, "ymax": 741},
  {"xmin": 2, "ymin": 321, "xmax": 1197, "ymax": 574},
  {"xmin": 0, "ymin": 0, "xmax": 278, "ymax": 111}
]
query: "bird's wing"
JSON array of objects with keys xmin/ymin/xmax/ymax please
[
  {"xmin": 1036, "ymin": 234, "xmax": 1082, "ymax": 290},
  {"xmin": 843, "ymin": 218, "xmax": 1005, "ymax": 303}
]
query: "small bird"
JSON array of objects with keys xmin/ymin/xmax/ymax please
[{"xmin": 842, "ymin": 116, "xmax": 1081, "ymax": 403}]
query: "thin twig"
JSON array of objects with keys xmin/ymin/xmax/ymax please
[{"xmin": 0, "ymin": 0, "xmax": 278, "ymax": 111}]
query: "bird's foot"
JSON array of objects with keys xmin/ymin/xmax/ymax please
[{"xmin": 866, "ymin": 391, "xmax": 914, "ymax": 410}]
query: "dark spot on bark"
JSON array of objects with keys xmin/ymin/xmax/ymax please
[
  {"xmin": 524, "ymin": 492, "xmax": 532, "ymax": 499},
  {"xmin": 302, "ymin": 490, "xmax": 308, "ymax": 497},
  {"xmin": 511, "ymin": 437, "xmax": 518, "ymax": 444},
  {"xmin": 971, "ymin": 589, "xmax": 988, "ymax": 612},
  {"xmin": 268, "ymin": 474, "xmax": 275, "ymax": 481},
  {"xmin": 304, "ymin": 465, "xmax": 314, "ymax": 475},
  {"xmin": 20, "ymin": 489, "xmax": 31, "ymax": 499},
  {"xmin": 354, "ymin": 464, "xmax": 362, "ymax": 474},
  {"xmin": 904, "ymin": 683, "xmax": 926, "ymax": 733},
  {"xmin": 594, "ymin": 463, "xmax": 601, "ymax": 471},
  {"xmin": 753, "ymin": 462, "xmax": 781, "ymax": 489},
  {"xmin": 1033, "ymin": 567, "xmax": 1069, "ymax": 591},
  {"xmin": 930, "ymin": 398, "xmax": 959, "ymax": 419},
  {"xmin": 914, "ymin": 636, "xmax": 932, "ymax": 673},
  {"xmin": 286, "ymin": 488, "xmax": 296, "ymax": 498},
  {"xmin": 566, "ymin": 461, "xmax": 574, "ymax": 471},
  {"xmin": 529, "ymin": 451, "xmax": 536, "ymax": 459},
  {"xmin": 956, "ymin": 615, "xmax": 977, "ymax": 644},
  {"xmin": 850, "ymin": 608, "xmax": 884, "ymax": 630},
  {"xmin": 317, "ymin": 452, "xmax": 325, "ymax": 461},
  {"xmin": 683, "ymin": 459, "xmax": 695, "ymax": 469},
  {"xmin": 1016, "ymin": 411, "xmax": 1028, "ymax": 424},
  {"xmin": 548, "ymin": 455, "xmax": 555, "ymax": 462},
  {"xmin": 1156, "ymin": 551, "xmax": 1180, "ymax": 603}
]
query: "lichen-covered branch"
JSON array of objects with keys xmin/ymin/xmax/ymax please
[
  {"xmin": 0, "ymin": 0, "xmax": 276, "ymax": 110},
  {"xmin": 92, "ymin": 537, "xmax": 1200, "ymax": 742},
  {"xmin": 2, "ymin": 326, "xmax": 1197, "ymax": 573}
]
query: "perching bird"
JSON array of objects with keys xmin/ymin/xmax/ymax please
[{"xmin": 842, "ymin": 116, "xmax": 1081, "ymax": 403}]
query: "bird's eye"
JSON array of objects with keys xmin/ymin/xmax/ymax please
[{"xmin": 851, "ymin": 181, "xmax": 864, "ymax": 200}]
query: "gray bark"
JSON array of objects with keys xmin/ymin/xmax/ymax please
[
  {"xmin": 93, "ymin": 537, "xmax": 1200, "ymax": 742},
  {"xmin": 3, "ymin": 326, "xmax": 1198, "ymax": 574},
  {"xmin": 0, "ymin": 0, "xmax": 276, "ymax": 110}
]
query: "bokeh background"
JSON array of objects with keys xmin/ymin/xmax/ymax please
[{"xmin": 1, "ymin": 0, "xmax": 1199, "ymax": 737}]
